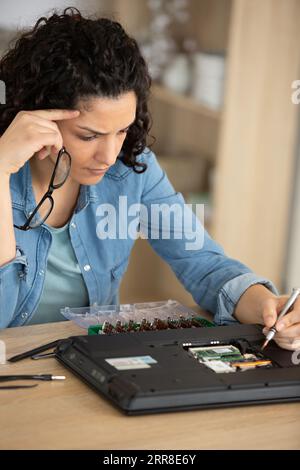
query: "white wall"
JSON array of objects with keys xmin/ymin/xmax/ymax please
[{"xmin": 0, "ymin": 0, "xmax": 102, "ymax": 29}]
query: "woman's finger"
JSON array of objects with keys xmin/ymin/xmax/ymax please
[
  {"xmin": 273, "ymin": 337, "xmax": 300, "ymax": 351},
  {"xmin": 19, "ymin": 109, "xmax": 80, "ymax": 121},
  {"xmin": 273, "ymin": 334, "xmax": 300, "ymax": 344},
  {"xmin": 276, "ymin": 307, "xmax": 300, "ymax": 331},
  {"xmin": 37, "ymin": 146, "xmax": 51, "ymax": 160},
  {"xmin": 22, "ymin": 112, "xmax": 61, "ymax": 132},
  {"xmin": 272, "ymin": 322, "xmax": 300, "ymax": 339}
]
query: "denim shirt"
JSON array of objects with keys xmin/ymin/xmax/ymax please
[{"xmin": 0, "ymin": 149, "xmax": 277, "ymax": 328}]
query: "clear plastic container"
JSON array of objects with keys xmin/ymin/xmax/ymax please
[{"xmin": 60, "ymin": 299, "xmax": 198, "ymax": 330}]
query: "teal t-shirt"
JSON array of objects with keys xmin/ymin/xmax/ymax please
[{"xmin": 27, "ymin": 222, "xmax": 89, "ymax": 325}]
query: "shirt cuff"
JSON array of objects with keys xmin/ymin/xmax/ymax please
[{"xmin": 214, "ymin": 272, "xmax": 279, "ymax": 325}]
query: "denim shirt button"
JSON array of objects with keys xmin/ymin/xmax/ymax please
[
  {"xmin": 21, "ymin": 312, "xmax": 28, "ymax": 319},
  {"xmin": 71, "ymin": 222, "xmax": 76, "ymax": 229},
  {"xmin": 83, "ymin": 264, "xmax": 91, "ymax": 272}
]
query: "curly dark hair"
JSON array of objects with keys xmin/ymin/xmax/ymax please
[{"xmin": 0, "ymin": 7, "xmax": 153, "ymax": 173}]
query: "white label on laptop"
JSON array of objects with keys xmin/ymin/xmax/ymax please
[{"xmin": 105, "ymin": 355, "xmax": 157, "ymax": 370}]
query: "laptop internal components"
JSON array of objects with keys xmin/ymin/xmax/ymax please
[{"xmin": 188, "ymin": 343, "xmax": 272, "ymax": 373}]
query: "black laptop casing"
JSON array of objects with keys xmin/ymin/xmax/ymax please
[{"xmin": 55, "ymin": 324, "xmax": 300, "ymax": 415}]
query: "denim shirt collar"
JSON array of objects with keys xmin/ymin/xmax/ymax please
[{"xmin": 75, "ymin": 184, "xmax": 98, "ymax": 212}]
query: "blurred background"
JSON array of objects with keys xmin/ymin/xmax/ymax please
[{"xmin": 1, "ymin": 0, "xmax": 300, "ymax": 305}]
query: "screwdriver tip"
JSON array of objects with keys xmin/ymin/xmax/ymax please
[{"xmin": 261, "ymin": 339, "xmax": 269, "ymax": 350}]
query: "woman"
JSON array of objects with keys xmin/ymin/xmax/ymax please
[{"xmin": 0, "ymin": 7, "xmax": 299, "ymax": 350}]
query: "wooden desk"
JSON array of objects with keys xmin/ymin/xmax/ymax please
[{"xmin": 0, "ymin": 321, "xmax": 300, "ymax": 450}]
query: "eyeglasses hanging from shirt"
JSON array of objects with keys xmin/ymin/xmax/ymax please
[{"xmin": 14, "ymin": 147, "xmax": 71, "ymax": 231}]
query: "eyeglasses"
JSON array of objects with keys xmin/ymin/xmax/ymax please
[{"xmin": 14, "ymin": 147, "xmax": 71, "ymax": 231}]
